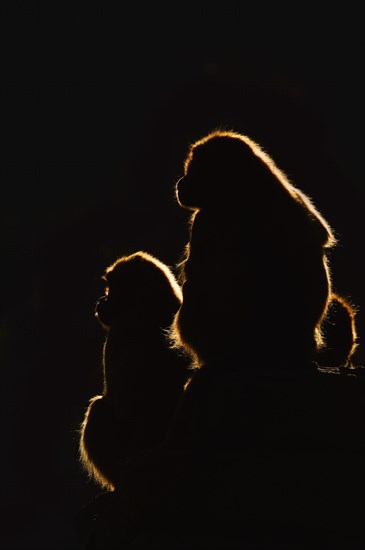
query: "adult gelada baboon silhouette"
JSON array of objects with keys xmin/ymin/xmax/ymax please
[
  {"xmin": 171, "ymin": 130, "xmax": 355, "ymax": 367},
  {"xmin": 124, "ymin": 130, "xmax": 364, "ymax": 549},
  {"xmin": 79, "ymin": 251, "xmax": 189, "ymax": 493}
]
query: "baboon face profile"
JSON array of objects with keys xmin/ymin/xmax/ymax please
[
  {"xmin": 95, "ymin": 251, "xmax": 183, "ymax": 332},
  {"xmin": 171, "ymin": 130, "xmax": 337, "ymax": 365}
]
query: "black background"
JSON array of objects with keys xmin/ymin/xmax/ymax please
[{"xmin": 2, "ymin": 3, "xmax": 364, "ymax": 549}]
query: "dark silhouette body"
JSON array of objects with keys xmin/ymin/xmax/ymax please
[
  {"xmin": 121, "ymin": 131, "xmax": 364, "ymax": 549},
  {"xmin": 77, "ymin": 251, "xmax": 190, "ymax": 547}
]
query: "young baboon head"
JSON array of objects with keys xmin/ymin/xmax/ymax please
[{"xmin": 96, "ymin": 250, "xmax": 183, "ymax": 332}]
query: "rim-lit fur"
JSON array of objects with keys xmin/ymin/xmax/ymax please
[
  {"xmin": 168, "ymin": 129, "xmax": 351, "ymax": 368},
  {"xmin": 79, "ymin": 251, "xmax": 188, "ymax": 490}
]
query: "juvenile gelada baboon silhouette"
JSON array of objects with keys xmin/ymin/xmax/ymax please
[{"xmin": 79, "ymin": 251, "xmax": 189, "ymax": 493}]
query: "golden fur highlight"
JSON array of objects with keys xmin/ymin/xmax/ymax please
[
  {"xmin": 183, "ymin": 129, "xmax": 337, "ymax": 249},
  {"xmin": 79, "ymin": 250, "xmax": 189, "ymax": 491},
  {"xmin": 104, "ymin": 251, "xmax": 183, "ymax": 304},
  {"xmin": 79, "ymin": 395, "xmax": 116, "ymax": 491},
  {"xmin": 170, "ymin": 129, "xmax": 350, "ymax": 368}
]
